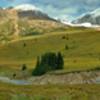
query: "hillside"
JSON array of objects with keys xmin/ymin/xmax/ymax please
[
  {"xmin": 0, "ymin": 21, "xmax": 99, "ymax": 100},
  {"xmin": 0, "ymin": 9, "xmax": 66, "ymax": 43},
  {"xmin": 0, "ymin": 27, "xmax": 99, "ymax": 76}
]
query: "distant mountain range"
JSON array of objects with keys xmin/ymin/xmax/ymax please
[{"xmin": 72, "ymin": 8, "xmax": 100, "ymax": 25}]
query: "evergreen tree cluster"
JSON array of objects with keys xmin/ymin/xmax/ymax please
[{"xmin": 32, "ymin": 52, "xmax": 64, "ymax": 76}]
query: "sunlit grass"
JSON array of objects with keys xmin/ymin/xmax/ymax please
[
  {"xmin": 0, "ymin": 82, "xmax": 99, "ymax": 100},
  {"xmin": 0, "ymin": 28, "xmax": 100, "ymax": 76}
]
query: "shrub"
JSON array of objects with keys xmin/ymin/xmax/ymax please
[
  {"xmin": 23, "ymin": 43, "xmax": 26, "ymax": 47},
  {"xmin": 22, "ymin": 64, "xmax": 27, "ymax": 71},
  {"xmin": 13, "ymin": 73, "xmax": 16, "ymax": 78},
  {"xmin": 65, "ymin": 45, "xmax": 69, "ymax": 50},
  {"xmin": 94, "ymin": 67, "xmax": 100, "ymax": 71},
  {"xmin": 62, "ymin": 36, "xmax": 66, "ymax": 39}
]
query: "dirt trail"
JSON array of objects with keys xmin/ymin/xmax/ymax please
[{"xmin": 9, "ymin": 9, "xmax": 19, "ymax": 38}]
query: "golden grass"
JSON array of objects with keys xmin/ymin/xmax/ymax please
[
  {"xmin": 0, "ymin": 27, "xmax": 100, "ymax": 75},
  {"xmin": 0, "ymin": 82, "xmax": 99, "ymax": 100}
]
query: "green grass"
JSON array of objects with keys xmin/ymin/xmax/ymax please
[
  {"xmin": 0, "ymin": 82, "xmax": 99, "ymax": 100},
  {"xmin": 0, "ymin": 11, "xmax": 99, "ymax": 100},
  {"xmin": 0, "ymin": 27, "xmax": 100, "ymax": 99},
  {"xmin": 0, "ymin": 27, "xmax": 100, "ymax": 76}
]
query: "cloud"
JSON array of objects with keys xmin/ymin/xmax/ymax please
[
  {"xmin": 37, "ymin": 4, "xmax": 77, "ymax": 20},
  {"xmin": 0, "ymin": 0, "xmax": 100, "ymax": 21},
  {"xmin": 33, "ymin": 0, "xmax": 100, "ymax": 20}
]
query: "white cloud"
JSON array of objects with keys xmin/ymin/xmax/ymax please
[
  {"xmin": 2, "ymin": 0, "xmax": 100, "ymax": 21},
  {"xmin": 39, "ymin": 4, "xmax": 79, "ymax": 21}
]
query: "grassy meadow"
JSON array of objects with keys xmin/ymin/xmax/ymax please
[
  {"xmin": 0, "ymin": 27, "xmax": 100, "ymax": 74},
  {"xmin": 0, "ymin": 26, "xmax": 100, "ymax": 99}
]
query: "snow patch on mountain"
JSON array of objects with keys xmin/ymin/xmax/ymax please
[
  {"xmin": 62, "ymin": 20, "xmax": 99, "ymax": 28},
  {"xmin": 14, "ymin": 4, "xmax": 40, "ymax": 11},
  {"xmin": 91, "ymin": 8, "xmax": 100, "ymax": 17},
  {"xmin": 72, "ymin": 8, "xmax": 100, "ymax": 26}
]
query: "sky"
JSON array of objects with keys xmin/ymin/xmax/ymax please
[{"xmin": 0, "ymin": 0, "xmax": 100, "ymax": 21}]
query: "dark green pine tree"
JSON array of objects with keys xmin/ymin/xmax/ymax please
[
  {"xmin": 32, "ymin": 57, "xmax": 47, "ymax": 76},
  {"xmin": 32, "ymin": 57, "xmax": 40, "ymax": 76},
  {"xmin": 56, "ymin": 52, "xmax": 64, "ymax": 69},
  {"xmin": 36, "ymin": 57, "xmax": 40, "ymax": 68}
]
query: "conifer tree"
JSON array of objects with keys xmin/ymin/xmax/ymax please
[
  {"xmin": 32, "ymin": 57, "xmax": 46, "ymax": 76},
  {"xmin": 56, "ymin": 52, "xmax": 64, "ymax": 69}
]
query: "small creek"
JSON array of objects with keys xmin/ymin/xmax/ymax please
[{"xmin": 0, "ymin": 76, "xmax": 32, "ymax": 85}]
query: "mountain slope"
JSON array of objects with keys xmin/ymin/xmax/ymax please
[
  {"xmin": 0, "ymin": 28, "xmax": 99, "ymax": 70},
  {"xmin": 14, "ymin": 4, "xmax": 38, "ymax": 11},
  {"xmin": 0, "ymin": 4, "xmax": 66, "ymax": 42},
  {"xmin": 14, "ymin": 4, "xmax": 53, "ymax": 20},
  {"xmin": 72, "ymin": 8, "xmax": 100, "ymax": 25}
]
